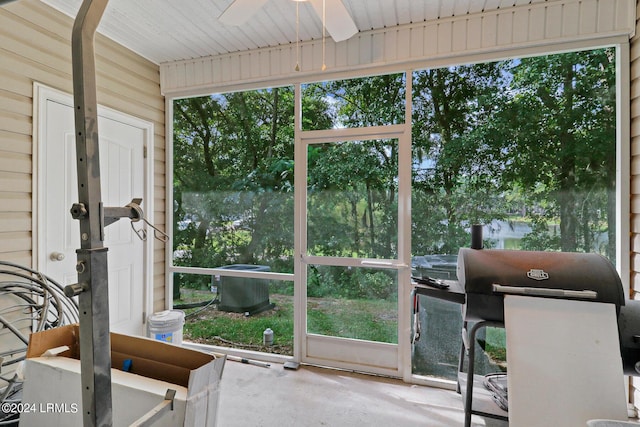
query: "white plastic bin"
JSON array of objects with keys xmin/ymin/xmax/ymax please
[{"xmin": 147, "ymin": 310, "xmax": 185, "ymax": 345}]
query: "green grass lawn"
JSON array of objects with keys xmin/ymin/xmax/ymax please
[
  {"xmin": 479, "ymin": 327, "xmax": 507, "ymax": 370},
  {"xmin": 307, "ymin": 297, "xmax": 398, "ymax": 343},
  {"xmin": 183, "ymin": 293, "xmax": 295, "ymax": 354},
  {"xmin": 178, "ymin": 289, "xmax": 397, "ymax": 355}
]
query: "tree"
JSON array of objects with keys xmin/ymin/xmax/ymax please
[
  {"xmin": 411, "ymin": 63, "xmax": 510, "ymax": 254},
  {"xmin": 173, "ymin": 87, "xmax": 308, "ymax": 277},
  {"xmin": 172, "ymin": 47, "xmax": 617, "ymax": 286},
  {"xmin": 304, "ymin": 75, "xmax": 405, "ymax": 258},
  {"xmin": 503, "ymin": 48, "xmax": 616, "ymax": 258}
]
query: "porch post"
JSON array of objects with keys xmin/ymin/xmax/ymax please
[{"xmin": 70, "ymin": 1, "xmax": 112, "ymax": 426}]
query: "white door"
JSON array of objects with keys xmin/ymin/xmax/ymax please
[{"xmin": 37, "ymin": 86, "xmax": 150, "ymax": 336}]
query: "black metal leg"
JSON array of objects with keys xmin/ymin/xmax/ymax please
[
  {"xmin": 464, "ymin": 321, "xmax": 485, "ymax": 427},
  {"xmin": 457, "ymin": 320, "xmax": 467, "ymax": 394},
  {"xmin": 461, "ymin": 320, "xmax": 506, "ymax": 427}
]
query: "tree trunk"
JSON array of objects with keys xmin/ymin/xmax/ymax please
[
  {"xmin": 556, "ymin": 63, "xmax": 578, "ymax": 252},
  {"xmin": 351, "ymin": 196, "xmax": 360, "ymax": 255},
  {"xmin": 581, "ymin": 195, "xmax": 592, "ymax": 252},
  {"xmin": 606, "ymin": 169, "xmax": 616, "ymax": 264},
  {"xmin": 366, "ymin": 183, "xmax": 375, "ymax": 255}
]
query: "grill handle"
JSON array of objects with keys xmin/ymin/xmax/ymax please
[{"xmin": 492, "ymin": 284, "xmax": 598, "ymax": 300}]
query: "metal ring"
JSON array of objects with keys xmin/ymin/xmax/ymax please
[{"xmin": 125, "ymin": 201, "xmax": 144, "ymax": 222}]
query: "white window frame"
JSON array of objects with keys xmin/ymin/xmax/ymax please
[{"xmin": 165, "ymin": 38, "xmax": 630, "ymax": 385}]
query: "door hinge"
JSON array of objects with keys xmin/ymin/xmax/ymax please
[{"xmin": 143, "ymin": 146, "xmax": 147, "ymax": 158}]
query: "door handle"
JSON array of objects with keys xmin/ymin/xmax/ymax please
[{"xmin": 50, "ymin": 252, "xmax": 65, "ymax": 261}]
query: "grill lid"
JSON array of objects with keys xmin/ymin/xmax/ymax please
[{"xmin": 457, "ymin": 248, "xmax": 625, "ymax": 309}]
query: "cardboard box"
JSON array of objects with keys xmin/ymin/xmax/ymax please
[{"xmin": 20, "ymin": 324, "xmax": 225, "ymax": 427}]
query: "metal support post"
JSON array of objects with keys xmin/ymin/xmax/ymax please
[
  {"xmin": 69, "ymin": 3, "xmax": 160, "ymax": 426},
  {"xmin": 70, "ymin": 1, "xmax": 112, "ymax": 426},
  {"xmin": 1, "ymin": 1, "xmax": 164, "ymax": 425}
]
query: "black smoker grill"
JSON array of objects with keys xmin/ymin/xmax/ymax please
[
  {"xmin": 457, "ymin": 247, "xmax": 640, "ymax": 374},
  {"xmin": 457, "ymin": 248, "xmax": 626, "ymax": 323},
  {"xmin": 449, "ymin": 247, "xmax": 640, "ymax": 426}
]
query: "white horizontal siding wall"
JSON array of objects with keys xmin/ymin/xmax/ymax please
[
  {"xmin": 161, "ymin": 0, "xmax": 636, "ymax": 96},
  {"xmin": 0, "ymin": 0, "xmax": 166, "ymax": 310}
]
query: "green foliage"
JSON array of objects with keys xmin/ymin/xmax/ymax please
[
  {"xmin": 173, "ymin": 48, "xmax": 617, "ymax": 356},
  {"xmin": 519, "ymin": 216, "xmax": 561, "ymax": 252},
  {"xmin": 411, "ymin": 63, "xmax": 512, "ymax": 254},
  {"xmin": 307, "ymin": 139, "xmax": 398, "ymax": 259},
  {"xmin": 302, "ymin": 74, "xmax": 406, "ymax": 129},
  {"xmin": 172, "ymin": 48, "xmax": 617, "ymax": 297},
  {"xmin": 307, "ymin": 297, "xmax": 398, "ymax": 343},
  {"xmin": 499, "ymin": 49, "xmax": 616, "ymax": 257},
  {"xmin": 307, "ymin": 266, "xmax": 397, "ymax": 300},
  {"xmin": 173, "ymin": 87, "xmax": 301, "ymax": 273},
  {"xmin": 174, "ymin": 273, "xmax": 210, "ymax": 291},
  {"xmin": 411, "ymin": 49, "xmax": 615, "ymax": 259}
]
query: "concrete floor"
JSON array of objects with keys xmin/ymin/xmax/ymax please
[{"xmin": 217, "ymin": 360, "xmax": 507, "ymax": 427}]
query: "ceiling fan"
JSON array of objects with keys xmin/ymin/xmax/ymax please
[{"xmin": 219, "ymin": 0, "xmax": 358, "ymax": 43}]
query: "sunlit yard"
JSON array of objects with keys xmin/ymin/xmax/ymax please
[{"xmin": 178, "ymin": 289, "xmax": 398, "ymax": 355}]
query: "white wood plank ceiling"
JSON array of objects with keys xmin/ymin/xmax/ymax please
[{"xmin": 40, "ymin": 0, "xmax": 550, "ymax": 65}]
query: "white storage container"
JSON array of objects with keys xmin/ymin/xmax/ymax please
[{"xmin": 148, "ymin": 310, "xmax": 185, "ymax": 345}]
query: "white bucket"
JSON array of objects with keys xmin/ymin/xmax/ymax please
[{"xmin": 147, "ymin": 310, "xmax": 185, "ymax": 345}]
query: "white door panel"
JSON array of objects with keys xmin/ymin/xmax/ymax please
[{"xmin": 39, "ymin": 94, "xmax": 147, "ymax": 336}]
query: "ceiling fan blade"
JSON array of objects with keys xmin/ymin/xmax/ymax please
[
  {"xmin": 219, "ymin": 0, "xmax": 269, "ymax": 26},
  {"xmin": 308, "ymin": 0, "xmax": 358, "ymax": 43}
]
